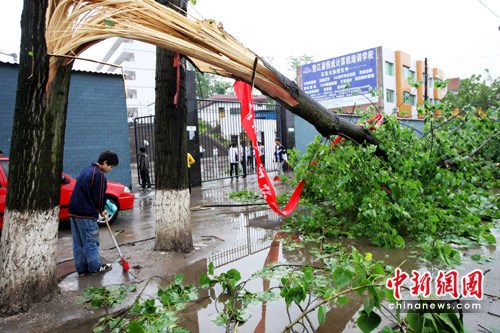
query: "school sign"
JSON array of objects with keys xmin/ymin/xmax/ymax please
[{"xmin": 300, "ymin": 47, "xmax": 378, "ymax": 109}]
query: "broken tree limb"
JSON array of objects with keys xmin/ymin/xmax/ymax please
[{"xmin": 46, "ymin": 0, "xmax": 383, "ymax": 151}]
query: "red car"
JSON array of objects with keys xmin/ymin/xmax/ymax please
[{"xmin": 0, "ymin": 157, "xmax": 134, "ymax": 230}]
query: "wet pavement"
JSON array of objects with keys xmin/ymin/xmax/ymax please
[{"xmin": 0, "ymin": 174, "xmax": 499, "ymax": 332}]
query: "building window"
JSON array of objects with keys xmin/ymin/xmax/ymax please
[
  {"xmin": 124, "ymin": 70, "xmax": 136, "ymax": 80},
  {"xmin": 126, "ymin": 89, "xmax": 137, "ymax": 99},
  {"xmin": 410, "ymin": 94, "xmax": 416, "ymax": 106},
  {"xmin": 386, "ymin": 89, "xmax": 395, "ymax": 103},
  {"xmin": 385, "ymin": 61, "xmax": 394, "ymax": 76},
  {"xmin": 229, "ymin": 107, "xmax": 241, "ymax": 115},
  {"xmin": 403, "ymin": 66, "xmax": 411, "ymax": 79},
  {"xmin": 404, "ymin": 93, "xmax": 417, "ymax": 106},
  {"xmin": 403, "ymin": 91, "xmax": 415, "ymax": 105}
]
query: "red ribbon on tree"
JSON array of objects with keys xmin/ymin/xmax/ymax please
[
  {"xmin": 234, "ymin": 80, "xmax": 304, "ymax": 216},
  {"xmin": 173, "ymin": 53, "xmax": 181, "ymax": 105}
]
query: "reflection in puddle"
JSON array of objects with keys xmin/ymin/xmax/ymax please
[
  {"xmin": 135, "ymin": 196, "xmax": 154, "ymax": 212},
  {"xmin": 185, "ymin": 209, "xmax": 418, "ymax": 333}
]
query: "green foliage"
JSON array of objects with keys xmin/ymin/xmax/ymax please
[
  {"xmin": 403, "ymin": 310, "xmax": 464, "ymax": 333},
  {"xmin": 194, "ymin": 72, "xmax": 232, "ymax": 98},
  {"xmin": 229, "ymin": 189, "xmax": 260, "ymax": 202},
  {"xmin": 228, "ymin": 189, "xmax": 291, "ymax": 205},
  {"xmin": 200, "ymin": 262, "xmax": 275, "ymax": 327},
  {"xmin": 85, "ymin": 276, "xmax": 197, "ymax": 333},
  {"xmin": 419, "ymin": 240, "xmax": 461, "ymax": 267},
  {"xmin": 126, "ymin": 275, "xmax": 198, "ymax": 332},
  {"xmin": 287, "ymin": 54, "xmax": 314, "ymax": 81},
  {"xmin": 78, "ymin": 284, "xmax": 137, "ymax": 310},
  {"xmin": 287, "ymin": 111, "xmax": 499, "ymax": 253}
]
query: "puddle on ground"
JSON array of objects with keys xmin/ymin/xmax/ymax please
[
  {"xmin": 178, "ymin": 213, "xmax": 499, "ymax": 333},
  {"xmin": 55, "ymin": 202, "xmax": 499, "ymax": 333}
]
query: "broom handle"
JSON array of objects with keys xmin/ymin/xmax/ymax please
[{"xmin": 104, "ymin": 214, "xmax": 125, "ymax": 258}]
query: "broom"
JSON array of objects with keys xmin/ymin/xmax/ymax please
[{"xmin": 104, "ymin": 200, "xmax": 130, "ymax": 272}]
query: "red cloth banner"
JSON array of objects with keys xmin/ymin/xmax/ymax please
[
  {"xmin": 234, "ymin": 80, "xmax": 304, "ymax": 216},
  {"xmin": 173, "ymin": 53, "xmax": 181, "ymax": 105}
]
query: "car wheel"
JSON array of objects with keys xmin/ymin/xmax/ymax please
[{"xmin": 97, "ymin": 197, "xmax": 119, "ymax": 227}]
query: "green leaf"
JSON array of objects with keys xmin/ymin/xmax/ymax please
[
  {"xmin": 103, "ymin": 19, "xmax": 114, "ymax": 27},
  {"xmin": 174, "ymin": 274, "xmax": 185, "ymax": 285},
  {"xmin": 318, "ymin": 304, "xmax": 327, "ymax": 325},
  {"xmin": 199, "ymin": 273, "xmax": 211, "ymax": 288},
  {"xmin": 128, "ymin": 321, "xmax": 145, "ymax": 333},
  {"xmin": 483, "ymin": 232, "xmax": 496, "ymax": 244},
  {"xmin": 380, "ymin": 326, "xmax": 395, "ymax": 333},
  {"xmin": 437, "ymin": 313, "xmax": 463, "ymax": 333},
  {"xmin": 356, "ymin": 309, "xmax": 381, "ymax": 332},
  {"xmin": 337, "ymin": 295, "xmax": 349, "ymax": 306},
  {"xmin": 208, "ymin": 262, "xmax": 215, "ymax": 275},
  {"xmin": 333, "ymin": 266, "xmax": 353, "ymax": 289},
  {"xmin": 405, "ymin": 311, "xmax": 424, "ymax": 332}
]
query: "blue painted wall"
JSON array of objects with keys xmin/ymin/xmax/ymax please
[
  {"xmin": 294, "ymin": 114, "xmax": 425, "ymax": 154},
  {"xmin": 0, "ymin": 64, "xmax": 17, "ymax": 156},
  {"xmin": 0, "ymin": 63, "xmax": 132, "ymax": 188}
]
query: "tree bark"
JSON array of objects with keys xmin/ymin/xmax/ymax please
[
  {"xmin": 0, "ymin": 0, "xmax": 72, "ymax": 315},
  {"xmin": 153, "ymin": 0, "xmax": 193, "ymax": 253}
]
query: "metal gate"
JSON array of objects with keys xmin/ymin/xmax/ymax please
[
  {"xmin": 133, "ymin": 99, "xmax": 283, "ymax": 184},
  {"xmin": 197, "ymin": 99, "xmax": 282, "ymax": 182},
  {"xmin": 133, "ymin": 116, "xmax": 155, "ymax": 186}
]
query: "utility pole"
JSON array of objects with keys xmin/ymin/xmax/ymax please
[
  {"xmin": 424, "ymin": 58, "xmax": 428, "ymax": 103},
  {"xmin": 424, "ymin": 58, "xmax": 429, "ymax": 121}
]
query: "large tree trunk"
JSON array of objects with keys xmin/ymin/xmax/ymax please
[
  {"xmin": 0, "ymin": 0, "xmax": 72, "ymax": 315},
  {"xmin": 153, "ymin": 0, "xmax": 193, "ymax": 253}
]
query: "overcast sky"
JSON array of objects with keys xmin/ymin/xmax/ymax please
[{"xmin": 1, "ymin": 0, "xmax": 499, "ymax": 80}]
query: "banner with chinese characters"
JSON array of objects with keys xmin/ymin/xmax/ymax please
[{"xmin": 300, "ymin": 47, "xmax": 378, "ymax": 109}]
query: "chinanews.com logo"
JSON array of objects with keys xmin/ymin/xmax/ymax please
[{"xmin": 385, "ymin": 268, "xmax": 485, "ymax": 313}]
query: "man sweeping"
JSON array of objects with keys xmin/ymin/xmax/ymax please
[{"xmin": 69, "ymin": 150, "xmax": 119, "ymax": 276}]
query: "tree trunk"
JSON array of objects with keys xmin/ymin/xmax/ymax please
[
  {"xmin": 0, "ymin": 0, "xmax": 72, "ymax": 315},
  {"xmin": 153, "ymin": 0, "xmax": 193, "ymax": 253}
]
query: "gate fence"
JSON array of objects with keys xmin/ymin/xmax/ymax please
[
  {"xmin": 133, "ymin": 115, "xmax": 156, "ymax": 187},
  {"xmin": 134, "ymin": 99, "xmax": 282, "ymax": 185}
]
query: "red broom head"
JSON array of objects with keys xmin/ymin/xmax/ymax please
[{"xmin": 121, "ymin": 257, "xmax": 130, "ymax": 271}]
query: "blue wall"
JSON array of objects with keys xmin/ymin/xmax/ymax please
[
  {"xmin": 294, "ymin": 114, "xmax": 425, "ymax": 154},
  {"xmin": 0, "ymin": 63, "xmax": 132, "ymax": 188},
  {"xmin": 0, "ymin": 64, "xmax": 17, "ymax": 155}
]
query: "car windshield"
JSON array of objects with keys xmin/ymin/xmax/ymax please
[{"xmin": 1, "ymin": 160, "xmax": 8, "ymax": 179}]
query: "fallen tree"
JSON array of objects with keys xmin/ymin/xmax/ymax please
[{"xmin": 46, "ymin": 0, "xmax": 382, "ymax": 150}]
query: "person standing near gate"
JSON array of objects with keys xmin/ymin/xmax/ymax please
[
  {"xmin": 247, "ymin": 143, "xmax": 254, "ymax": 170},
  {"xmin": 273, "ymin": 138, "xmax": 287, "ymax": 174},
  {"xmin": 228, "ymin": 143, "xmax": 239, "ymax": 179},
  {"xmin": 258, "ymin": 142, "xmax": 265, "ymax": 167},
  {"xmin": 138, "ymin": 147, "xmax": 152, "ymax": 191}
]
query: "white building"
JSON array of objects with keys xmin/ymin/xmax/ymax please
[{"xmin": 94, "ymin": 38, "xmax": 156, "ymax": 119}]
